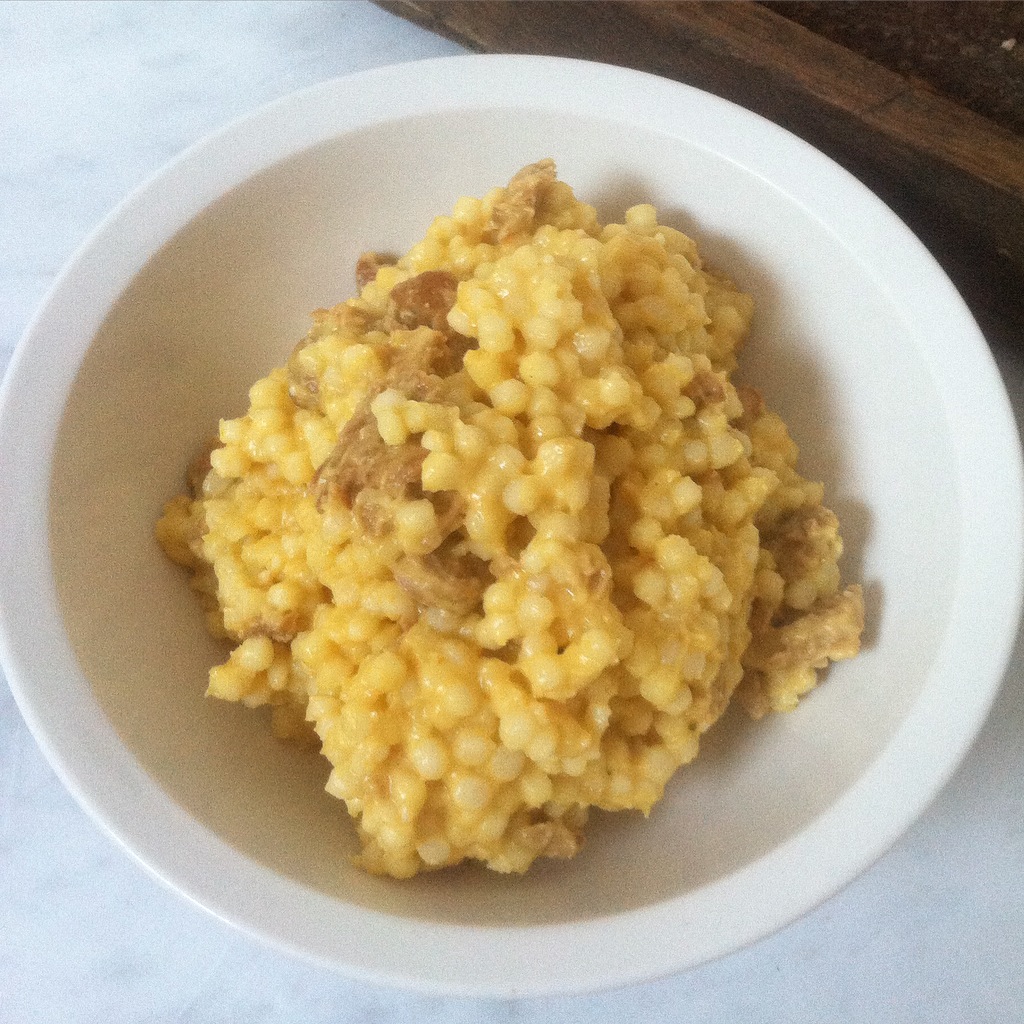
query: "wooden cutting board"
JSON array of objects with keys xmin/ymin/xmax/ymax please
[{"xmin": 377, "ymin": 1, "xmax": 1024, "ymax": 349}]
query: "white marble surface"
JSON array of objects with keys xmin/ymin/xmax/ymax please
[{"xmin": 2, "ymin": 2, "xmax": 1023, "ymax": 1020}]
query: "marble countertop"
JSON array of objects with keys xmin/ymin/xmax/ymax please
[{"xmin": 2, "ymin": 3, "xmax": 1022, "ymax": 1020}]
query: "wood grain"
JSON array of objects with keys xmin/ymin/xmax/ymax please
[
  {"xmin": 764, "ymin": 1, "xmax": 1024, "ymax": 138},
  {"xmin": 377, "ymin": 0, "xmax": 1024, "ymax": 346}
]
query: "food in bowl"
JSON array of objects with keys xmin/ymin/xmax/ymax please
[{"xmin": 156, "ymin": 160, "xmax": 863, "ymax": 878}]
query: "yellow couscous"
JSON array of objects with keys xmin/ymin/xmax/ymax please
[{"xmin": 156, "ymin": 161, "xmax": 864, "ymax": 878}]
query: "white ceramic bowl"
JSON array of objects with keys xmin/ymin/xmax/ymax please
[{"xmin": 1, "ymin": 55, "xmax": 1021, "ymax": 997}]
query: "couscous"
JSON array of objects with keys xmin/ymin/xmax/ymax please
[{"xmin": 156, "ymin": 161, "xmax": 864, "ymax": 878}]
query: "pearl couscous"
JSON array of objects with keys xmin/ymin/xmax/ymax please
[{"xmin": 157, "ymin": 161, "xmax": 863, "ymax": 878}]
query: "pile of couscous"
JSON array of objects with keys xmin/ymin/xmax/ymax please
[{"xmin": 157, "ymin": 161, "xmax": 863, "ymax": 878}]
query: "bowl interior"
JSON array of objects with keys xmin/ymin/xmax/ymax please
[{"xmin": 49, "ymin": 107, "xmax": 957, "ymax": 927}]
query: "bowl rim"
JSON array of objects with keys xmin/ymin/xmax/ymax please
[{"xmin": 1, "ymin": 52, "xmax": 1022, "ymax": 997}]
